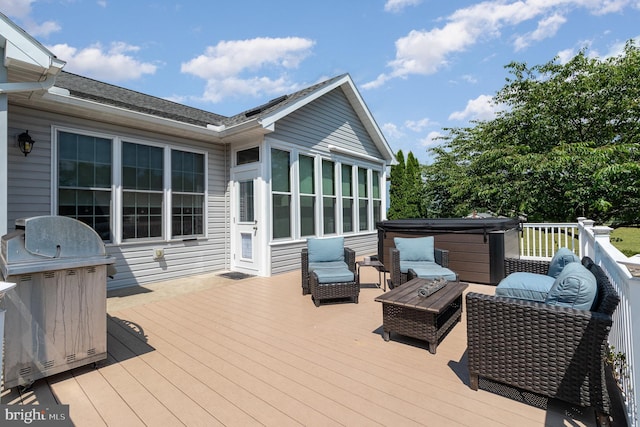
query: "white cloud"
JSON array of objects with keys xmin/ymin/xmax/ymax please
[
  {"xmin": 47, "ymin": 42, "xmax": 158, "ymax": 81},
  {"xmin": 384, "ymin": 0, "xmax": 422, "ymax": 13},
  {"xmin": 514, "ymin": 13, "xmax": 567, "ymax": 51},
  {"xmin": 382, "ymin": 122, "xmax": 405, "ymax": 139},
  {"xmin": 449, "ymin": 94, "xmax": 500, "ymax": 121},
  {"xmin": 366, "ymin": 0, "xmax": 637, "ymax": 88},
  {"xmin": 557, "ymin": 47, "xmax": 577, "ymax": 64},
  {"xmin": 420, "ymin": 131, "xmax": 444, "ymax": 147},
  {"xmin": 3, "ymin": 0, "xmax": 33, "ymax": 18},
  {"xmin": 5, "ymin": 0, "xmax": 60, "ymax": 37},
  {"xmin": 181, "ymin": 37, "xmax": 315, "ymax": 103},
  {"xmin": 405, "ymin": 117, "xmax": 434, "ymax": 132}
]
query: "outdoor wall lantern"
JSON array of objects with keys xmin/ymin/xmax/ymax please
[{"xmin": 17, "ymin": 131, "xmax": 35, "ymax": 156}]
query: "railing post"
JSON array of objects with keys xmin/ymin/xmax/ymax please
[
  {"xmin": 579, "ymin": 218, "xmax": 595, "ymax": 259},
  {"xmin": 593, "ymin": 226, "xmax": 613, "ymax": 263}
]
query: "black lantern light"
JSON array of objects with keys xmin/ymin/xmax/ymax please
[{"xmin": 17, "ymin": 131, "xmax": 35, "ymax": 156}]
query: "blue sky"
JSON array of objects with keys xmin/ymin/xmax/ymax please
[{"xmin": 5, "ymin": 0, "xmax": 640, "ymax": 163}]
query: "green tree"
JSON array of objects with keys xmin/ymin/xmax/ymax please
[
  {"xmin": 404, "ymin": 151, "xmax": 424, "ymax": 218},
  {"xmin": 425, "ymin": 41, "xmax": 640, "ymax": 224},
  {"xmin": 387, "ymin": 150, "xmax": 407, "ymax": 219},
  {"xmin": 388, "ymin": 150, "xmax": 427, "ymax": 219}
]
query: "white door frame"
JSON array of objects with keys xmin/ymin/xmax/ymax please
[{"xmin": 230, "ymin": 165, "xmax": 265, "ymax": 276}]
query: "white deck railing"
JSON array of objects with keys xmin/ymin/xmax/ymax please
[
  {"xmin": 522, "ymin": 219, "xmax": 639, "ymax": 426},
  {"xmin": 519, "ymin": 222, "xmax": 580, "ymax": 259}
]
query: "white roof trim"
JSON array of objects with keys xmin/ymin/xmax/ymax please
[
  {"xmin": 328, "ymin": 144, "xmax": 386, "ymax": 164},
  {"xmin": 1, "ymin": 13, "xmax": 65, "ymax": 74}
]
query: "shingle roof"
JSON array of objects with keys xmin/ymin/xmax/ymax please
[{"xmin": 54, "ymin": 71, "xmax": 347, "ymax": 129}]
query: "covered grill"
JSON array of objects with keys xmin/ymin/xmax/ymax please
[{"xmin": 0, "ymin": 216, "xmax": 115, "ymax": 389}]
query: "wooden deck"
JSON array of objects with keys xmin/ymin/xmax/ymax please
[{"xmin": 1, "ymin": 265, "xmax": 598, "ymax": 426}]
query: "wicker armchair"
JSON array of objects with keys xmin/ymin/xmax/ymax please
[
  {"xmin": 389, "ymin": 246, "xmax": 454, "ymax": 289},
  {"xmin": 466, "ymin": 256, "xmax": 620, "ymax": 425},
  {"xmin": 300, "ymin": 237, "xmax": 358, "ymax": 307}
]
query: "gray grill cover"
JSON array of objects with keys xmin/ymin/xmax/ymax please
[{"xmin": 1, "ymin": 216, "xmax": 114, "ymax": 278}]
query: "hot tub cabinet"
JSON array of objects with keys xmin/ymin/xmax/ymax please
[{"xmin": 377, "ymin": 218, "xmax": 520, "ymax": 285}]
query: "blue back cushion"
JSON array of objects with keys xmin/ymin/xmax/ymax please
[
  {"xmin": 394, "ymin": 236, "xmax": 435, "ymax": 262},
  {"xmin": 545, "ymin": 261, "xmax": 598, "ymax": 310},
  {"xmin": 547, "ymin": 247, "xmax": 580, "ymax": 278},
  {"xmin": 307, "ymin": 237, "xmax": 345, "ymax": 263},
  {"xmin": 496, "ymin": 272, "xmax": 555, "ymax": 302}
]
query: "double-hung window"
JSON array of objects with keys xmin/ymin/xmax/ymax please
[
  {"xmin": 299, "ymin": 154, "xmax": 315, "ymax": 237},
  {"xmin": 341, "ymin": 164, "xmax": 354, "ymax": 233},
  {"xmin": 271, "ymin": 148, "xmax": 291, "ymax": 239},
  {"xmin": 57, "ymin": 129, "xmax": 206, "ymax": 243},
  {"xmin": 58, "ymin": 131, "xmax": 113, "ymax": 241},
  {"xmin": 171, "ymin": 150, "xmax": 205, "ymax": 237},
  {"xmin": 372, "ymin": 170, "xmax": 381, "ymax": 226},
  {"xmin": 322, "ymin": 160, "xmax": 336, "ymax": 235},
  {"xmin": 122, "ymin": 142, "xmax": 164, "ymax": 240},
  {"xmin": 358, "ymin": 167, "xmax": 369, "ymax": 231}
]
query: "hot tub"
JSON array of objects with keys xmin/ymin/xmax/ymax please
[{"xmin": 377, "ymin": 218, "xmax": 521, "ymax": 285}]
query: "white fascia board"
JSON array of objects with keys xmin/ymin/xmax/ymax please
[
  {"xmin": 1, "ymin": 15, "xmax": 65, "ymax": 73},
  {"xmin": 43, "ymin": 89, "xmax": 223, "ymax": 140},
  {"xmin": 339, "ymin": 80, "xmax": 395, "ymax": 163}
]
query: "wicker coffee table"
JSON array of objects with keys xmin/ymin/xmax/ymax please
[{"xmin": 375, "ymin": 278, "xmax": 468, "ymax": 354}]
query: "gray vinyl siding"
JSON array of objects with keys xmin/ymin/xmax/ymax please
[
  {"xmin": 272, "ymin": 88, "xmax": 382, "ymax": 158},
  {"xmin": 270, "ymin": 233, "xmax": 378, "ymax": 275},
  {"xmin": 7, "ymin": 104, "xmax": 230, "ymax": 290},
  {"xmin": 266, "ymin": 87, "xmax": 383, "ymax": 276}
]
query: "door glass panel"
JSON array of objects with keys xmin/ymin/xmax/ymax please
[
  {"xmin": 239, "ymin": 180, "xmax": 254, "ymax": 222},
  {"xmin": 241, "ymin": 232, "xmax": 253, "ymax": 259}
]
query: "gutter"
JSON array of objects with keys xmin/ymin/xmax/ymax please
[{"xmin": 0, "ymin": 73, "xmax": 57, "ymax": 94}]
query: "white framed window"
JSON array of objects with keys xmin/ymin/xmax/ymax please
[
  {"xmin": 299, "ymin": 154, "xmax": 315, "ymax": 237},
  {"xmin": 358, "ymin": 167, "xmax": 369, "ymax": 231},
  {"xmin": 322, "ymin": 159, "xmax": 337, "ymax": 235},
  {"xmin": 341, "ymin": 164, "xmax": 354, "ymax": 233},
  {"xmin": 56, "ymin": 128, "xmax": 206, "ymax": 243},
  {"xmin": 271, "ymin": 147, "xmax": 292, "ymax": 239}
]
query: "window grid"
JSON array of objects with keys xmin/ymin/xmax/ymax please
[
  {"xmin": 322, "ymin": 160, "xmax": 336, "ymax": 235},
  {"xmin": 58, "ymin": 131, "xmax": 113, "ymax": 241},
  {"xmin": 299, "ymin": 155, "xmax": 315, "ymax": 237},
  {"xmin": 271, "ymin": 148, "xmax": 292, "ymax": 239},
  {"xmin": 57, "ymin": 130, "xmax": 207, "ymax": 243},
  {"xmin": 171, "ymin": 150, "xmax": 205, "ymax": 238}
]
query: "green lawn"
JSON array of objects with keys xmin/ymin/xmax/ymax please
[{"xmin": 611, "ymin": 227, "xmax": 640, "ymax": 257}]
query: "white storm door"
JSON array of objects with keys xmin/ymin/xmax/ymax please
[{"xmin": 232, "ymin": 169, "xmax": 261, "ymax": 274}]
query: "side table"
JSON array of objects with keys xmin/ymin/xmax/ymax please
[{"xmin": 356, "ymin": 259, "xmax": 387, "ymax": 291}]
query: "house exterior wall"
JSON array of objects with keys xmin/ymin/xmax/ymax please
[
  {"xmin": 265, "ymin": 87, "xmax": 385, "ymax": 275},
  {"xmin": 7, "ymin": 104, "xmax": 230, "ymax": 290}
]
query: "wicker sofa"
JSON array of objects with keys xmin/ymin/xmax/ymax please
[{"xmin": 466, "ymin": 256, "xmax": 620, "ymax": 425}]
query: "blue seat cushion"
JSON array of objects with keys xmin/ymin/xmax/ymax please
[
  {"xmin": 545, "ymin": 261, "xmax": 598, "ymax": 310},
  {"xmin": 547, "ymin": 247, "xmax": 580, "ymax": 278},
  {"xmin": 307, "ymin": 237, "xmax": 345, "ymax": 263},
  {"xmin": 409, "ymin": 264, "xmax": 457, "ymax": 281},
  {"xmin": 309, "ymin": 261, "xmax": 349, "ymax": 273},
  {"xmin": 313, "ymin": 268, "xmax": 355, "ymax": 284},
  {"xmin": 495, "ymin": 272, "xmax": 555, "ymax": 302},
  {"xmin": 394, "ymin": 236, "xmax": 435, "ymax": 263}
]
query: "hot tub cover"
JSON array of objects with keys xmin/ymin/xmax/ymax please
[{"xmin": 377, "ymin": 218, "xmax": 521, "ymax": 234}]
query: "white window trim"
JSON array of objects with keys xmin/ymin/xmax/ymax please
[
  {"xmin": 267, "ymin": 140, "xmax": 385, "ymax": 243},
  {"xmin": 51, "ymin": 125, "xmax": 209, "ymax": 246}
]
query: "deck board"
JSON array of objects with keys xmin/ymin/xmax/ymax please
[{"xmin": 1, "ymin": 265, "xmax": 597, "ymax": 426}]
